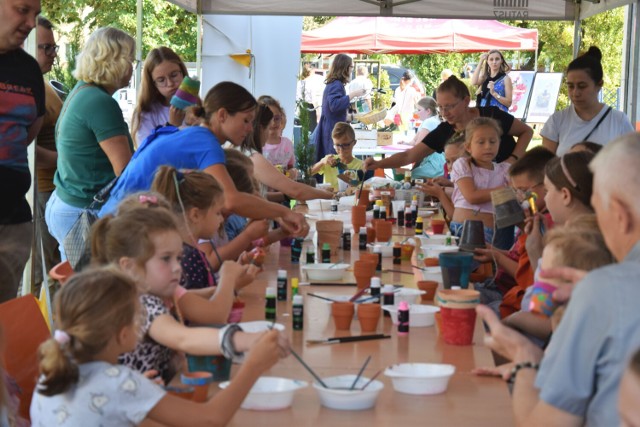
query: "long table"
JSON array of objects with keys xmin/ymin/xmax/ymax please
[{"xmin": 211, "ymin": 230, "xmax": 515, "ymax": 426}]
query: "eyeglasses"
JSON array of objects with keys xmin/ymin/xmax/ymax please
[
  {"xmin": 153, "ymin": 70, "xmax": 184, "ymax": 88},
  {"xmin": 437, "ymin": 100, "xmax": 463, "ymax": 113},
  {"xmin": 37, "ymin": 44, "xmax": 59, "ymax": 56},
  {"xmin": 271, "ymin": 115, "xmax": 283, "ymax": 123},
  {"xmin": 334, "ymin": 141, "xmax": 355, "ymax": 149}
]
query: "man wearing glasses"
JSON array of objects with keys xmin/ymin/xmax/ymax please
[
  {"xmin": 33, "ymin": 16, "xmax": 62, "ymax": 290},
  {"xmin": 0, "ymin": 0, "xmax": 45, "ymax": 302}
]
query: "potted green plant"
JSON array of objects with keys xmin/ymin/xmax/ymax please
[{"xmin": 295, "ymin": 100, "xmax": 317, "ymax": 187}]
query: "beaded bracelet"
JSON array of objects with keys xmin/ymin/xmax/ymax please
[{"xmin": 507, "ymin": 361, "xmax": 539, "ymax": 384}]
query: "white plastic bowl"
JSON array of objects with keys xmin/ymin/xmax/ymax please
[
  {"xmin": 384, "ymin": 363, "xmax": 455, "ymax": 395},
  {"xmin": 416, "ymin": 235, "xmax": 450, "ymax": 246},
  {"xmin": 238, "ymin": 321, "xmax": 285, "ymax": 332},
  {"xmin": 381, "ymin": 304, "xmax": 440, "ymax": 327},
  {"xmin": 220, "ymin": 377, "xmax": 307, "ymax": 410},
  {"xmin": 423, "ymin": 244, "xmax": 460, "ymax": 258},
  {"xmin": 313, "ymin": 375, "xmax": 384, "ymax": 410},
  {"xmin": 302, "ymin": 263, "xmax": 350, "ymax": 281},
  {"xmin": 420, "ymin": 266, "xmax": 443, "ymax": 283},
  {"xmin": 367, "ymin": 243, "xmax": 394, "ymax": 258},
  {"xmin": 307, "ymin": 199, "xmax": 333, "ymax": 211},
  {"xmin": 394, "ymin": 288, "xmax": 426, "ymax": 305}
]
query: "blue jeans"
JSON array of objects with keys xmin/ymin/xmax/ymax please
[{"xmin": 45, "ymin": 190, "xmax": 91, "ymax": 261}]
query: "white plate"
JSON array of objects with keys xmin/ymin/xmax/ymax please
[
  {"xmin": 238, "ymin": 321, "xmax": 285, "ymax": 332},
  {"xmin": 220, "ymin": 377, "xmax": 307, "ymax": 410}
]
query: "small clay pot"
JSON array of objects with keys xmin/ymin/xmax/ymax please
[
  {"xmin": 431, "ymin": 219, "xmax": 446, "ymax": 234},
  {"xmin": 356, "ymin": 188, "xmax": 371, "ymax": 206},
  {"xmin": 400, "ymin": 244, "xmax": 415, "ymax": 261},
  {"xmin": 354, "ymin": 260, "xmax": 375, "ymax": 290},
  {"xmin": 332, "ymin": 302, "xmax": 355, "ymax": 330},
  {"xmin": 375, "ymin": 220, "xmax": 393, "ymax": 242},
  {"xmin": 417, "ymin": 280, "xmax": 439, "ymax": 301},
  {"xmin": 423, "ymin": 257, "xmax": 439, "ymax": 267},
  {"xmin": 181, "ymin": 371, "xmax": 213, "ymax": 403},
  {"xmin": 357, "ymin": 304, "xmax": 381, "ymax": 332},
  {"xmin": 351, "ymin": 205, "xmax": 367, "ymax": 233},
  {"xmin": 359, "ymin": 254, "xmax": 379, "ymax": 272},
  {"xmin": 366, "ymin": 226, "xmax": 376, "ymax": 244}
]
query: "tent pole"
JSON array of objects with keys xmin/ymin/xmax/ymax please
[
  {"xmin": 573, "ymin": 18, "xmax": 582, "ymax": 59},
  {"xmin": 621, "ymin": 2, "xmax": 638, "ymax": 125},
  {"xmin": 197, "ymin": 9, "xmax": 203, "ymax": 81},
  {"xmin": 534, "ymin": 46, "xmax": 538, "ymax": 71},
  {"xmin": 136, "ymin": 0, "xmax": 142, "ymax": 95}
]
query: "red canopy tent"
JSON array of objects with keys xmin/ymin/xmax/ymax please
[{"xmin": 301, "ymin": 17, "xmax": 538, "ymax": 54}]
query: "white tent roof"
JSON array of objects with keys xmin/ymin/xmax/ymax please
[{"xmin": 167, "ymin": 0, "xmax": 633, "ymax": 21}]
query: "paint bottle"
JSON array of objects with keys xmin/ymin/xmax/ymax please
[
  {"xmin": 382, "ymin": 284, "xmax": 395, "ymax": 316},
  {"xmin": 342, "ymin": 226, "xmax": 351, "ymax": 250},
  {"xmin": 321, "ymin": 243, "xmax": 331, "ymax": 263},
  {"xmin": 415, "ymin": 216, "xmax": 424, "ymax": 235},
  {"xmin": 373, "ymin": 245, "xmax": 383, "ymax": 272},
  {"xmin": 398, "ymin": 301, "xmax": 410, "ymax": 335},
  {"xmin": 292, "ymin": 294, "xmax": 304, "ymax": 331},
  {"xmin": 376, "ymin": 200, "xmax": 386, "ymax": 220},
  {"xmin": 331, "ymin": 199, "xmax": 338, "ymax": 213},
  {"xmin": 393, "ymin": 242, "xmax": 401, "ymax": 265},
  {"xmin": 306, "ymin": 245, "xmax": 316, "ymax": 264},
  {"xmin": 410, "ymin": 195, "xmax": 418, "ymax": 224},
  {"xmin": 265, "ymin": 287, "xmax": 276, "ymax": 321},
  {"xmin": 291, "ymin": 277, "xmax": 299, "ymax": 296},
  {"xmin": 277, "ymin": 270, "xmax": 287, "ymax": 301},
  {"xmin": 370, "ymin": 277, "xmax": 381, "ymax": 304},
  {"xmin": 290, "ymin": 237, "xmax": 303, "ymax": 263},
  {"xmin": 397, "ymin": 204, "xmax": 405, "ymax": 227},
  {"xmin": 359, "ymin": 227, "xmax": 367, "ymax": 250},
  {"xmin": 445, "ymin": 231, "xmax": 452, "ymax": 246},
  {"xmin": 404, "ymin": 206, "xmax": 413, "ymax": 228},
  {"xmin": 373, "ymin": 203, "xmax": 380, "ymax": 219},
  {"xmin": 404, "ymin": 170, "xmax": 411, "ymax": 184}
]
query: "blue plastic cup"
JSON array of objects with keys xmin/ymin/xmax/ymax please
[{"xmin": 438, "ymin": 252, "xmax": 474, "ymax": 289}]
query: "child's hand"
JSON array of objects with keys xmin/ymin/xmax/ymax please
[
  {"xmin": 245, "ymin": 219, "xmax": 269, "ymax": 241},
  {"xmin": 168, "ymin": 105, "xmax": 186, "ymax": 127},
  {"xmin": 219, "ymin": 260, "xmax": 249, "ymax": 282},
  {"xmin": 471, "ymin": 362, "xmax": 515, "ymax": 381},
  {"xmin": 432, "ymin": 176, "xmax": 453, "ymax": 187},
  {"xmin": 244, "ymin": 330, "xmax": 290, "ymax": 373},
  {"xmin": 416, "ymin": 182, "xmax": 444, "ymax": 198},
  {"xmin": 473, "ymin": 246, "xmax": 495, "ymax": 263},
  {"xmin": 235, "ymin": 263, "xmax": 260, "ymax": 291},
  {"xmin": 142, "ymin": 369, "xmax": 164, "ymax": 385},
  {"xmin": 323, "ymin": 155, "xmax": 337, "ymax": 167}
]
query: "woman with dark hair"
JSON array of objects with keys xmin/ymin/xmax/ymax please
[
  {"xmin": 541, "ymin": 46, "xmax": 634, "ymax": 155},
  {"xmin": 471, "ymin": 50, "xmax": 512, "ymax": 112},
  {"xmin": 314, "ymin": 54, "xmax": 366, "ymax": 162},
  {"xmin": 99, "ymin": 81, "xmax": 309, "ymax": 236},
  {"xmin": 130, "ymin": 47, "xmax": 192, "ymax": 145}
]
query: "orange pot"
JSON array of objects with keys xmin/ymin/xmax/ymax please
[
  {"xmin": 351, "ymin": 205, "xmax": 367, "ymax": 232},
  {"xmin": 423, "ymin": 257, "xmax": 439, "ymax": 267},
  {"xmin": 417, "ymin": 280, "xmax": 439, "ymax": 301},
  {"xmin": 375, "ymin": 220, "xmax": 393, "ymax": 242},
  {"xmin": 332, "ymin": 302, "xmax": 355, "ymax": 330},
  {"xmin": 354, "ymin": 260, "xmax": 375, "ymax": 290},
  {"xmin": 357, "ymin": 304, "xmax": 381, "ymax": 332},
  {"xmin": 355, "ymin": 188, "xmax": 370, "ymax": 206}
]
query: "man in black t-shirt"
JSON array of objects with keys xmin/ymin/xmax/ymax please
[{"xmin": 0, "ymin": 0, "xmax": 45, "ymax": 302}]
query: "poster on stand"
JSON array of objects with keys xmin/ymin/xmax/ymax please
[
  {"xmin": 507, "ymin": 70, "xmax": 535, "ymax": 120},
  {"xmin": 526, "ymin": 72, "xmax": 564, "ymax": 124}
]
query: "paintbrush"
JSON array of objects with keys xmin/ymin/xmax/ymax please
[{"xmin": 307, "ymin": 334, "xmax": 391, "ymax": 345}]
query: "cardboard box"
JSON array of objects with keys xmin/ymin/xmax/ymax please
[
  {"xmin": 354, "ymin": 129, "xmax": 377, "ymax": 141},
  {"xmin": 377, "ymin": 131, "xmax": 393, "ymax": 146}
]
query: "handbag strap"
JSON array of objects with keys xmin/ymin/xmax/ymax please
[{"xmin": 582, "ymin": 106, "xmax": 612, "ymax": 142}]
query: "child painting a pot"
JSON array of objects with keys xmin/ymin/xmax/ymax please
[{"xmin": 310, "ymin": 122, "xmax": 363, "ymax": 191}]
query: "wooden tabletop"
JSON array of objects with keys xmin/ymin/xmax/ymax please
[{"xmin": 212, "ymin": 229, "xmax": 514, "ymax": 426}]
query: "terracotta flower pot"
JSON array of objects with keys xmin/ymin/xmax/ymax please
[
  {"xmin": 431, "ymin": 219, "xmax": 446, "ymax": 234},
  {"xmin": 375, "ymin": 220, "xmax": 393, "ymax": 242},
  {"xmin": 417, "ymin": 280, "xmax": 438, "ymax": 301},
  {"xmin": 332, "ymin": 302, "xmax": 355, "ymax": 330},
  {"xmin": 400, "ymin": 243, "xmax": 415, "ymax": 261},
  {"xmin": 354, "ymin": 260, "xmax": 375, "ymax": 290},
  {"xmin": 423, "ymin": 257, "xmax": 439, "ymax": 267},
  {"xmin": 356, "ymin": 188, "xmax": 370, "ymax": 206},
  {"xmin": 357, "ymin": 304, "xmax": 381, "ymax": 332},
  {"xmin": 351, "ymin": 205, "xmax": 367, "ymax": 232},
  {"xmin": 316, "ymin": 220, "xmax": 343, "ymax": 256},
  {"xmin": 366, "ymin": 226, "xmax": 376, "ymax": 244},
  {"xmin": 359, "ymin": 253, "xmax": 379, "ymax": 272},
  {"xmin": 181, "ymin": 371, "xmax": 213, "ymax": 403}
]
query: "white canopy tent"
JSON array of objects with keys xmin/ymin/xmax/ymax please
[{"xmin": 163, "ymin": 0, "xmax": 639, "ymax": 126}]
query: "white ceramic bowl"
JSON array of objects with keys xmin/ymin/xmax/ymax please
[
  {"xmin": 220, "ymin": 377, "xmax": 307, "ymax": 410},
  {"xmin": 423, "ymin": 244, "xmax": 460, "ymax": 259},
  {"xmin": 381, "ymin": 304, "xmax": 440, "ymax": 327},
  {"xmin": 367, "ymin": 243, "xmax": 394, "ymax": 258},
  {"xmin": 394, "ymin": 288, "xmax": 426, "ymax": 305},
  {"xmin": 307, "ymin": 199, "xmax": 333, "ymax": 212},
  {"xmin": 302, "ymin": 263, "xmax": 350, "ymax": 281},
  {"xmin": 313, "ymin": 375, "xmax": 384, "ymax": 410},
  {"xmin": 420, "ymin": 266, "xmax": 443, "ymax": 283},
  {"xmin": 238, "ymin": 321, "xmax": 285, "ymax": 332},
  {"xmin": 384, "ymin": 363, "xmax": 455, "ymax": 395}
]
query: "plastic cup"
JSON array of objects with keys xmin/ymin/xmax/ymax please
[
  {"xmin": 438, "ymin": 252, "xmax": 473, "ymax": 289},
  {"xmin": 440, "ymin": 307, "xmax": 477, "ymax": 345},
  {"xmin": 528, "ymin": 281, "xmax": 560, "ymax": 317},
  {"xmin": 391, "ymin": 200, "xmax": 406, "ymax": 219},
  {"xmin": 431, "ymin": 219, "xmax": 446, "ymax": 234},
  {"xmin": 181, "ymin": 371, "xmax": 213, "ymax": 402}
]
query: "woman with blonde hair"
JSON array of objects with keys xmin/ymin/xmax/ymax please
[{"xmin": 45, "ymin": 27, "xmax": 134, "ymax": 261}]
